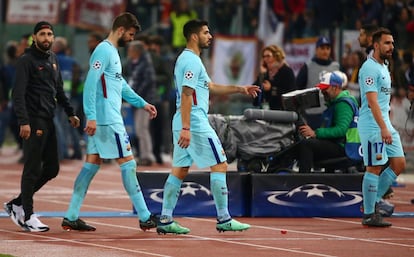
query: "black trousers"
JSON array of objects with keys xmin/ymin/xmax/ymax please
[
  {"xmin": 15, "ymin": 117, "xmax": 59, "ymax": 220},
  {"xmin": 298, "ymin": 138, "xmax": 345, "ymax": 173}
]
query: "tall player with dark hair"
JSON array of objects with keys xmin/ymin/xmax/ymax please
[
  {"xmin": 358, "ymin": 27, "xmax": 406, "ymax": 227},
  {"xmin": 62, "ymin": 12, "xmax": 158, "ymax": 232},
  {"xmin": 156, "ymin": 19, "xmax": 260, "ymax": 235}
]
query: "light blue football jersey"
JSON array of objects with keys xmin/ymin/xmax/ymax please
[
  {"xmin": 358, "ymin": 56, "xmax": 392, "ymax": 129},
  {"xmin": 172, "ymin": 49, "xmax": 212, "ymax": 132},
  {"xmin": 83, "ymin": 40, "xmax": 147, "ymax": 125}
]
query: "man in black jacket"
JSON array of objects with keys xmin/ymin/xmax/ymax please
[{"xmin": 3, "ymin": 21, "xmax": 80, "ymax": 232}]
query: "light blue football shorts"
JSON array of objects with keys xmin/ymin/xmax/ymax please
[
  {"xmin": 86, "ymin": 123, "xmax": 133, "ymax": 159},
  {"xmin": 358, "ymin": 126, "xmax": 404, "ymax": 166},
  {"xmin": 172, "ymin": 129, "xmax": 227, "ymax": 169}
]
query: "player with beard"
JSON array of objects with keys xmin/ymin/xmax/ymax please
[
  {"xmin": 62, "ymin": 12, "xmax": 158, "ymax": 232},
  {"xmin": 3, "ymin": 21, "xmax": 80, "ymax": 232},
  {"xmin": 358, "ymin": 27, "xmax": 406, "ymax": 227},
  {"xmin": 156, "ymin": 19, "xmax": 259, "ymax": 235}
]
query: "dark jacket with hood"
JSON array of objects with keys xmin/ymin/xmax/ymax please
[{"xmin": 12, "ymin": 44, "xmax": 74, "ymax": 125}]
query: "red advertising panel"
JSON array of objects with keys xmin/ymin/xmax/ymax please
[
  {"xmin": 67, "ymin": 0, "xmax": 126, "ymax": 32},
  {"xmin": 6, "ymin": 0, "xmax": 60, "ymax": 24}
]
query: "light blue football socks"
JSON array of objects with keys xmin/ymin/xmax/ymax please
[
  {"xmin": 121, "ymin": 159, "xmax": 150, "ymax": 222},
  {"xmin": 210, "ymin": 172, "xmax": 231, "ymax": 222},
  {"xmin": 160, "ymin": 174, "xmax": 183, "ymax": 223},
  {"xmin": 65, "ymin": 162, "xmax": 99, "ymax": 221},
  {"xmin": 362, "ymin": 172, "xmax": 379, "ymax": 215}
]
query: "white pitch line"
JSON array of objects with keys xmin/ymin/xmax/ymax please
[
  {"xmin": 188, "ymin": 217, "xmax": 414, "ymax": 248},
  {"xmin": 315, "ymin": 217, "xmax": 414, "ymax": 231},
  {"xmin": 0, "ymin": 228, "xmax": 171, "ymax": 257},
  {"xmin": 87, "ymin": 220, "xmax": 337, "ymax": 257}
]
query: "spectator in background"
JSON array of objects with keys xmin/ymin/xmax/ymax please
[
  {"xmin": 0, "ymin": 42, "xmax": 18, "ymax": 155},
  {"xmin": 340, "ymin": 0, "xmax": 362, "ymax": 30},
  {"xmin": 170, "ymin": 0, "xmax": 198, "ymax": 54},
  {"xmin": 345, "ymin": 50, "xmax": 366, "ymax": 101},
  {"xmin": 87, "ymin": 32, "xmax": 104, "ymax": 54},
  {"xmin": 9, "ymin": 34, "xmax": 32, "ymax": 161},
  {"xmin": 391, "ymin": 86, "xmax": 411, "ymax": 141},
  {"xmin": 296, "ymin": 36, "xmax": 340, "ymax": 129},
  {"xmin": 359, "ymin": 0, "xmax": 383, "ymax": 26},
  {"xmin": 149, "ymin": 34, "xmax": 174, "ymax": 162},
  {"xmin": 242, "ymin": 0, "xmax": 260, "ymax": 36},
  {"xmin": 125, "ymin": 40, "xmax": 157, "ymax": 166},
  {"xmin": 392, "ymin": 5, "xmax": 411, "ymax": 51},
  {"xmin": 0, "ymin": 64, "xmax": 6, "ymax": 155},
  {"xmin": 52, "ymin": 37, "xmax": 83, "ymax": 160},
  {"xmin": 310, "ymin": 0, "xmax": 342, "ymax": 35},
  {"xmin": 296, "ymin": 36, "xmax": 339, "ymax": 90},
  {"xmin": 210, "ymin": 0, "xmax": 238, "ymax": 35},
  {"xmin": 301, "ymin": 8, "xmax": 318, "ymax": 38},
  {"xmin": 394, "ymin": 50, "xmax": 413, "ymax": 94},
  {"xmin": 272, "ymin": 0, "xmax": 306, "ymax": 41},
  {"xmin": 16, "ymin": 34, "xmax": 32, "ymax": 57},
  {"xmin": 253, "ymin": 44, "xmax": 296, "ymax": 110}
]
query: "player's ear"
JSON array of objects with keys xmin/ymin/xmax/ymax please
[
  {"xmin": 191, "ymin": 33, "xmax": 198, "ymax": 42},
  {"xmin": 118, "ymin": 27, "xmax": 125, "ymax": 36}
]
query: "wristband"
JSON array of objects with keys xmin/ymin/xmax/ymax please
[{"xmin": 182, "ymin": 127, "xmax": 190, "ymax": 131}]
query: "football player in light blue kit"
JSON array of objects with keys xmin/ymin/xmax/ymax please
[
  {"xmin": 62, "ymin": 12, "xmax": 158, "ymax": 231},
  {"xmin": 156, "ymin": 19, "xmax": 260, "ymax": 234},
  {"xmin": 358, "ymin": 27, "xmax": 405, "ymax": 227}
]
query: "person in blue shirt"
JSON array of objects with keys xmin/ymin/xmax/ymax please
[
  {"xmin": 358, "ymin": 27, "xmax": 406, "ymax": 227},
  {"xmin": 156, "ymin": 19, "xmax": 260, "ymax": 235},
  {"xmin": 52, "ymin": 36, "xmax": 83, "ymax": 160},
  {"xmin": 62, "ymin": 12, "xmax": 158, "ymax": 232}
]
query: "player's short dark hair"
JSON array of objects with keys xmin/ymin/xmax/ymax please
[
  {"xmin": 183, "ymin": 19, "xmax": 208, "ymax": 40},
  {"xmin": 372, "ymin": 27, "xmax": 392, "ymax": 43},
  {"xmin": 112, "ymin": 12, "xmax": 141, "ymax": 32}
]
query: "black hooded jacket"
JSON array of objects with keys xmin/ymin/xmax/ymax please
[{"xmin": 12, "ymin": 44, "xmax": 75, "ymax": 125}]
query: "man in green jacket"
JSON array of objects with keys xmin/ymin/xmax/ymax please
[{"xmin": 297, "ymin": 71, "xmax": 358, "ymax": 173}]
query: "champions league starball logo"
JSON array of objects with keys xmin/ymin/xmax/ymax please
[
  {"xmin": 148, "ymin": 182, "xmax": 215, "ymax": 206},
  {"xmin": 266, "ymin": 183, "xmax": 362, "ymax": 208}
]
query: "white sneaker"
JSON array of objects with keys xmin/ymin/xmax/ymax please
[
  {"xmin": 4, "ymin": 202, "xmax": 25, "ymax": 228},
  {"xmin": 23, "ymin": 214, "xmax": 49, "ymax": 232}
]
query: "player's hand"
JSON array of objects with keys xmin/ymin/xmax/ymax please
[
  {"xmin": 178, "ymin": 129, "xmax": 191, "ymax": 148},
  {"xmin": 381, "ymin": 128, "xmax": 392, "ymax": 144},
  {"xmin": 241, "ymin": 85, "xmax": 261, "ymax": 98},
  {"xmin": 68, "ymin": 116, "xmax": 81, "ymax": 128},
  {"xmin": 144, "ymin": 104, "xmax": 157, "ymax": 119},
  {"xmin": 19, "ymin": 124, "xmax": 31, "ymax": 140},
  {"xmin": 84, "ymin": 120, "xmax": 97, "ymax": 136}
]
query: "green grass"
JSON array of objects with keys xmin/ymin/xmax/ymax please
[{"xmin": 0, "ymin": 254, "xmax": 16, "ymax": 257}]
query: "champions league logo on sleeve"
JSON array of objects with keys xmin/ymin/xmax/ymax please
[
  {"xmin": 184, "ymin": 71, "xmax": 194, "ymax": 80},
  {"xmin": 265, "ymin": 183, "xmax": 362, "ymax": 208},
  {"xmin": 365, "ymin": 77, "xmax": 374, "ymax": 86},
  {"xmin": 92, "ymin": 60, "xmax": 102, "ymax": 70}
]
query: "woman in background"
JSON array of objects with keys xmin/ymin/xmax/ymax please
[{"xmin": 253, "ymin": 44, "xmax": 296, "ymax": 110}]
